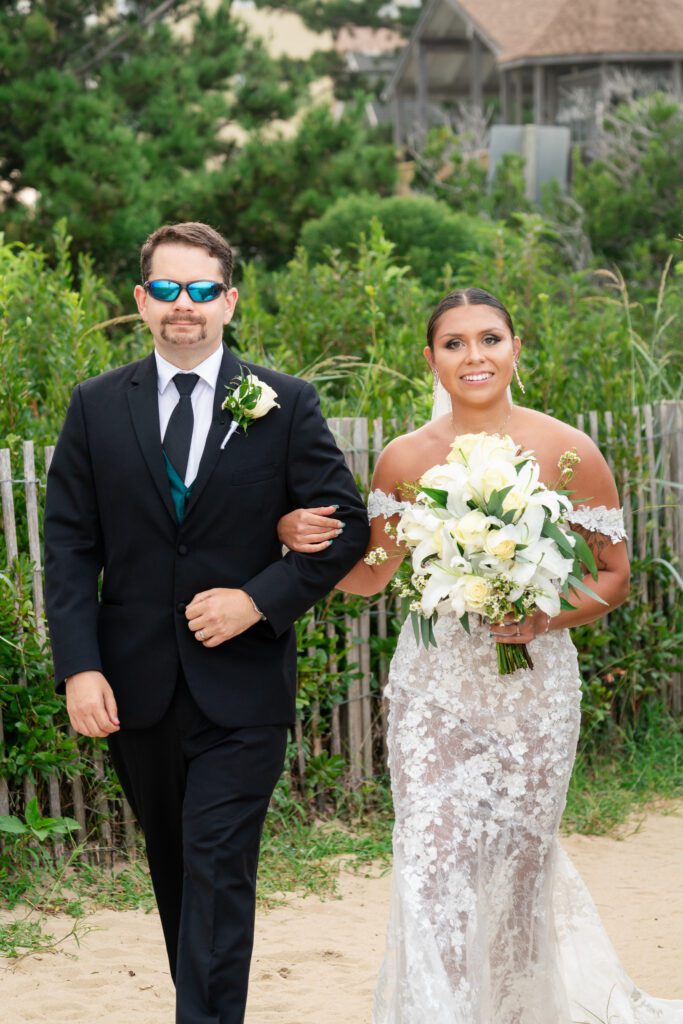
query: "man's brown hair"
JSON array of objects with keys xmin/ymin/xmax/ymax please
[{"xmin": 140, "ymin": 222, "xmax": 234, "ymax": 287}]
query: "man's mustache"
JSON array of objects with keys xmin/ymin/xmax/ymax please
[{"xmin": 162, "ymin": 315, "xmax": 206, "ymax": 325}]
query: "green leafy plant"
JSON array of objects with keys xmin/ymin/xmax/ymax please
[{"xmin": 0, "ymin": 796, "xmax": 79, "ymax": 844}]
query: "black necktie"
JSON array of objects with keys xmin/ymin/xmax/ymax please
[{"xmin": 163, "ymin": 373, "xmax": 199, "ymax": 482}]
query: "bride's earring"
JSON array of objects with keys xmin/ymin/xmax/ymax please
[
  {"xmin": 432, "ymin": 368, "xmax": 439, "ymax": 402},
  {"xmin": 513, "ymin": 361, "xmax": 526, "ymax": 394}
]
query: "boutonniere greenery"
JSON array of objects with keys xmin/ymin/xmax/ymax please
[{"xmin": 220, "ymin": 371, "xmax": 280, "ymax": 448}]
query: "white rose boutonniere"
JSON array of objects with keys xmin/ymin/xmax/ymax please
[{"xmin": 220, "ymin": 371, "xmax": 280, "ymax": 449}]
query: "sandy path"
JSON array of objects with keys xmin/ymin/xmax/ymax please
[{"xmin": 2, "ymin": 805, "xmax": 681, "ymax": 1023}]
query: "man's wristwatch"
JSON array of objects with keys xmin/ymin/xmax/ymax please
[{"xmin": 248, "ymin": 595, "xmax": 267, "ymax": 621}]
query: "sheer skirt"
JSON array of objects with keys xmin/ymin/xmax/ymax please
[{"xmin": 373, "ymin": 616, "xmax": 683, "ymax": 1024}]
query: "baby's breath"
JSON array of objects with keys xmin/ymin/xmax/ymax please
[{"xmin": 364, "ymin": 546, "xmax": 389, "ymax": 566}]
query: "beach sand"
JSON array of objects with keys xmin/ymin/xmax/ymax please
[{"xmin": 2, "ymin": 805, "xmax": 682, "ymax": 1023}]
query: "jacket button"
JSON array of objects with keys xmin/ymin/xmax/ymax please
[
  {"xmin": 176, "ymin": 601, "xmax": 186, "ymax": 613},
  {"xmin": 177, "ymin": 544, "xmax": 188, "ymax": 555}
]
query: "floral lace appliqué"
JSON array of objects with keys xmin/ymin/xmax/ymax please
[
  {"xmin": 367, "ymin": 488, "xmax": 409, "ymax": 520},
  {"xmin": 373, "ymin": 616, "xmax": 683, "ymax": 1023},
  {"xmin": 565, "ymin": 504, "xmax": 627, "ymax": 543}
]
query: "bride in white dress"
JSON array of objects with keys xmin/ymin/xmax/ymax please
[{"xmin": 277, "ymin": 288, "xmax": 683, "ymax": 1023}]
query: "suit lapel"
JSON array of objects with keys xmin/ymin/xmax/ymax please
[
  {"xmin": 127, "ymin": 353, "xmax": 177, "ymax": 525},
  {"xmin": 183, "ymin": 343, "xmax": 242, "ymax": 522}
]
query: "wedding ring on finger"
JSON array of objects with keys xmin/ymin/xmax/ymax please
[{"xmin": 197, "ymin": 629, "xmax": 205, "ymax": 641}]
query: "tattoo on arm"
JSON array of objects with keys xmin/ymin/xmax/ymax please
[{"xmin": 575, "ymin": 526, "xmax": 609, "ymax": 572}]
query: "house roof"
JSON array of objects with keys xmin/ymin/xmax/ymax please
[
  {"xmin": 386, "ymin": 0, "xmax": 683, "ymax": 96},
  {"xmin": 455, "ymin": 0, "xmax": 683, "ymax": 65}
]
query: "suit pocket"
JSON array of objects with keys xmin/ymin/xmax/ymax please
[{"xmin": 225, "ymin": 462, "xmax": 279, "ymax": 485}]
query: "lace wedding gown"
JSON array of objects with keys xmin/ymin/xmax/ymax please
[{"xmin": 368, "ymin": 490, "xmax": 683, "ymax": 1024}]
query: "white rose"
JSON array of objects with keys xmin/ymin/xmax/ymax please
[
  {"xmin": 484, "ymin": 529, "xmax": 517, "ymax": 561},
  {"xmin": 452, "ymin": 509, "xmax": 490, "ymax": 550},
  {"xmin": 447, "ymin": 433, "xmax": 486, "ymax": 465},
  {"xmin": 448, "ymin": 432, "xmax": 518, "ymax": 467},
  {"xmin": 463, "ymin": 575, "xmax": 489, "ymax": 610},
  {"xmin": 243, "ymin": 376, "xmax": 280, "ymax": 418},
  {"xmin": 501, "ymin": 488, "xmax": 529, "ymax": 520},
  {"xmin": 448, "ymin": 430, "xmax": 518, "ymax": 466}
]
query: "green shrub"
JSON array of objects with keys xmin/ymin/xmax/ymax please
[
  {"xmin": 572, "ymin": 92, "xmax": 683, "ymax": 274},
  {"xmin": 0, "ymin": 224, "xmax": 147, "ymax": 448},
  {"xmin": 299, "ymin": 193, "xmax": 498, "ymax": 284}
]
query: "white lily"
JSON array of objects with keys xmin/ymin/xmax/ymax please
[
  {"xmin": 517, "ymin": 503, "xmax": 546, "ymax": 543},
  {"xmin": 447, "ymin": 576, "xmax": 469, "ymax": 619},
  {"xmin": 532, "ymin": 576, "xmax": 562, "ymax": 617},
  {"xmin": 466, "ymin": 458, "xmax": 518, "ymax": 505},
  {"xmin": 513, "ymin": 538, "xmax": 575, "ymax": 582},
  {"xmin": 421, "ymin": 563, "xmax": 463, "ymax": 616},
  {"xmin": 526, "ymin": 485, "xmax": 573, "ymax": 522}
]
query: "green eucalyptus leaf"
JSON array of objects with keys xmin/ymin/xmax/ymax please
[
  {"xmin": 569, "ymin": 530, "xmax": 599, "ymax": 580},
  {"xmin": 542, "ymin": 519, "xmax": 575, "ymax": 558},
  {"xmin": 567, "ymin": 574, "xmax": 608, "ymax": 605},
  {"xmin": 420, "ymin": 487, "xmax": 448, "ymax": 508}
]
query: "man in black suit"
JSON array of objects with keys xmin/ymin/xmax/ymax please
[{"xmin": 44, "ymin": 222, "xmax": 369, "ymax": 1023}]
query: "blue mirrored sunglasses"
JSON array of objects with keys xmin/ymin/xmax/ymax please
[{"xmin": 144, "ymin": 279, "xmax": 227, "ymax": 303}]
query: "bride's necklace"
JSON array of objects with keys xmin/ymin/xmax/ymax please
[{"xmin": 450, "ymin": 403, "xmax": 515, "ymax": 439}]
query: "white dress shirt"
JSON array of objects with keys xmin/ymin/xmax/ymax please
[{"xmin": 155, "ymin": 345, "xmax": 223, "ymax": 486}]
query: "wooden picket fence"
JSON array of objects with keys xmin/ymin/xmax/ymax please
[{"xmin": 0, "ymin": 402, "xmax": 681, "ymax": 859}]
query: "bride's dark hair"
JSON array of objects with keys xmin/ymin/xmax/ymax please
[{"xmin": 426, "ymin": 288, "xmax": 515, "ymax": 349}]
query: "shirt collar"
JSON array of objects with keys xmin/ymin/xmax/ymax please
[{"xmin": 154, "ymin": 344, "xmax": 223, "ymax": 396}]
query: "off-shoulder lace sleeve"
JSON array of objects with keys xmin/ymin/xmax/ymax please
[
  {"xmin": 565, "ymin": 505, "xmax": 627, "ymax": 543},
  {"xmin": 367, "ymin": 488, "xmax": 410, "ymax": 521}
]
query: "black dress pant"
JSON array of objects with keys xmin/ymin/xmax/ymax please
[{"xmin": 108, "ymin": 672, "xmax": 288, "ymax": 1024}]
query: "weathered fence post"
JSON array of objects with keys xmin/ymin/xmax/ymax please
[
  {"xmin": 0, "ymin": 447, "xmax": 37, "ymax": 809},
  {"xmin": 373, "ymin": 417, "xmax": 390, "ymax": 766},
  {"xmin": 330, "ymin": 417, "xmax": 366, "ymax": 787},
  {"xmin": 658, "ymin": 400, "xmax": 683, "ymax": 714},
  {"xmin": 45, "ymin": 445, "xmax": 87, "ymax": 845},
  {"xmin": 24, "ymin": 442, "xmax": 63, "ymax": 834}
]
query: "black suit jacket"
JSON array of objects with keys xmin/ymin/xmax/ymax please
[{"xmin": 44, "ymin": 343, "xmax": 369, "ymax": 729}]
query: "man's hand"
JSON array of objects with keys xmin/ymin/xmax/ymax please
[
  {"xmin": 186, "ymin": 588, "xmax": 261, "ymax": 647},
  {"xmin": 65, "ymin": 671, "xmax": 120, "ymax": 737}
]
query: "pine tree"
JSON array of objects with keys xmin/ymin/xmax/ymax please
[{"xmin": 0, "ymin": 1, "xmax": 314, "ymax": 282}]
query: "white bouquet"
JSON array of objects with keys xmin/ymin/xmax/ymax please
[{"xmin": 370, "ymin": 432, "xmax": 603, "ymax": 674}]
